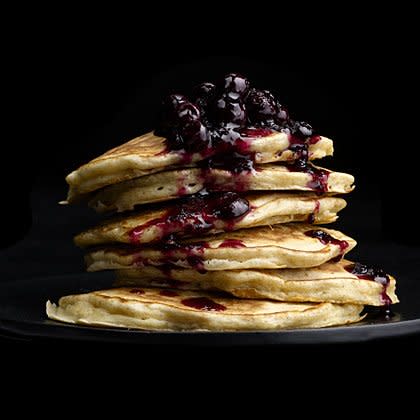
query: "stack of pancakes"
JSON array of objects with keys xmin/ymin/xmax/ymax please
[
  {"xmin": 47, "ymin": 130, "xmax": 398, "ymax": 331},
  {"xmin": 47, "ymin": 75, "xmax": 398, "ymax": 331}
]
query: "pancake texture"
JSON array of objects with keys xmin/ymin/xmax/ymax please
[
  {"xmin": 115, "ymin": 259, "xmax": 398, "ymax": 306},
  {"xmin": 85, "ymin": 224, "xmax": 356, "ymax": 271},
  {"xmin": 75, "ymin": 194, "xmax": 347, "ymax": 247},
  {"xmin": 89, "ymin": 164, "xmax": 354, "ymax": 213},
  {"xmin": 66, "ymin": 131, "xmax": 333, "ymax": 202},
  {"xmin": 46, "ymin": 287, "xmax": 363, "ymax": 331}
]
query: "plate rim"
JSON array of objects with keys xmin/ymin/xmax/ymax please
[{"xmin": 1, "ymin": 313, "xmax": 420, "ymax": 346}]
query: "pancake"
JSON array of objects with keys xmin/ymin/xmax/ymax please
[
  {"xmin": 75, "ymin": 193, "xmax": 347, "ymax": 247},
  {"xmin": 85, "ymin": 224, "xmax": 356, "ymax": 272},
  {"xmin": 46, "ymin": 287, "xmax": 363, "ymax": 331},
  {"xmin": 89, "ymin": 163, "xmax": 354, "ymax": 213},
  {"xmin": 65, "ymin": 131, "xmax": 334, "ymax": 203},
  {"xmin": 115, "ymin": 259, "xmax": 398, "ymax": 306}
]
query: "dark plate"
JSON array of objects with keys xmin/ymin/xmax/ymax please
[{"xmin": 1, "ymin": 271, "xmax": 419, "ymax": 345}]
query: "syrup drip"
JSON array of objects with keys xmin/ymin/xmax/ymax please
[
  {"xmin": 159, "ymin": 290, "xmax": 179, "ymax": 297},
  {"xmin": 129, "ymin": 192, "xmax": 250, "ymax": 244},
  {"xmin": 287, "ymin": 161, "xmax": 330, "ymax": 193},
  {"xmin": 218, "ymin": 239, "xmax": 245, "ymax": 248},
  {"xmin": 181, "ymin": 297, "xmax": 227, "ymax": 311},
  {"xmin": 345, "ymin": 262, "xmax": 392, "ymax": 308},
  {"xmin": 307, "ymin": 200, "xmax": 321, "ymax": 223},
  {"xmin": 133, "ymin": 233, "xmax": 249, "ymax": 273},
  {"xmin": 305, "ymin": 229, "xmax": 349, "ymax": 253}
]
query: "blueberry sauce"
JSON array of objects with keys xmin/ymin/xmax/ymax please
[
  {"xmin": 133, "ymin": 231, "xmax": 249, "ymax": 273},
  {"xmin": 181, "ymin": 297, "xmax": 227, "ymax": 311},
  {"xmin": 129, "ymin": 191, "xmax": 250, "ymax": 244},
  {"xmin": 200, "ymin": 152, "xmax": 256, "ymax": 174},
  {"xmin": 308, "ymin": 135, "xmax": 322, "ymax": 144},
  {"xmin": 129, "ymin": 288, "xmax": 145, "ymax": 295},
  {"xmin": 185, "ymin": 255, "xmax": 206, "ymax": 272},
  {"xmin": 240, "ymin": 127, "xmax": 274, "ymax": 138},
  {"xmin": 307, "ymin": 200, "xmax": 321, "ymax": 223},
  {"xmin": 198, "ymin": 163, "xmax": 255, "ymax": 193},
  {"xmin": 132, "ymin": 233, "xmax": 208, "ymax": 272},
  {"xmin": 155, "ymin": 73, "xmax": 321, "ymax": 180},
  {"xmin": 161, "ymin": 238, "xmax": 209, "ymax": 272},
  {"xmin": 278, "ymin": 122, "xmax": 327, "ymax": 193},
  {"xmin": 306, "ymin": 169, "xmax": 329, "ymax": 193},
  {"xmin": 345, "ymin": 262, "xmax": 392, "ymax": 308},
  {"xmin": 218, "ymin": 239, "xmax": 246, "ymax": 248},
  {"xmin": 157, "ymin": 265, "xmax": 174, "ymax": 279},
  {"xmin": 159, "ymin": 290, "xmax": 179, "ymax": 297},
  {"xmin": 305, "ymin": 229, "xmax": 349, "ymax": 253},
  {"xmin": 177, "ymin": 185, "xmax": 188, "ymax": 196},
  {"xmin": 287, "ymin": 162, "xmax": 330, "ymax": 193}
]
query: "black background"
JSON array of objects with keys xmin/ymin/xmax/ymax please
[{"xmin": 1, "ymin": 38, "xmax": 420, "ymax": 365}]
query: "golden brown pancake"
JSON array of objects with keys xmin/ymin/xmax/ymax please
[
  {"xmin": 89, "ymin": 163, "xmax": 354, "ymax": 213},
  {"xmin": 115, "ymin": 259, "xmax": 398, "ymax": 306},
  {"xmin": 75, "ymin": 193, "xmax": 346, "ymax": 247},
  {"xmin": 46, "ymin": 287, "xmax": 363, "ymax": 331},
  {"xmin": 85, "ymin": 224, "xmax": 356, "ymax": 271},
  {"xmin": 65, "ymin": 131, "xmax": 334, "ymax": 203}
]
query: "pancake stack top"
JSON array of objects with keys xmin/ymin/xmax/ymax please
[{"xmin": 47, "ymin": 73, "xmax": 398, "ymax": 331}]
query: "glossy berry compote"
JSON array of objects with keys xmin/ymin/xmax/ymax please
[
  {"xmin": 246, "ymin": 88, "xmax": 288, "ymax": 127},
  {"xmin": 154, "ymin": 73, "xmax": 320, "ymax": 177},
  {"xmin": 155, "ymin": 94, "xmax": 208, "ymax": 152},
  {"xmin": 181, "ymin": 297, "xmax": 227, "ymax": 311},
  {"xmin": 129, "ymin": 191, "xmax": 250, "ymax": 244},
  {"xmin": 155, "ymin": 74, "xmax": 251, "ymax": 154},
  {"xmin": 281, "ymin": 120, "xmax": 328, "ymax": 193},
  {"xmin": 287, "ymin": 161, "xmax": 330, "ymax": 193},
  {"xmin": 307, "ymin": 200, "xmax": 321, "ymax": 223},
  {"xmin": 158, "ymin": 237, "xmax": 209, "ymax": 273},
  {"xmin": 218, "ymin": 239, "xmax": 246, "ymax": 248},
  {"xmin": 159, "ymin": 290, "xmax": 179, "ymax": 297},
  {"xmin": 305, "ymin": 229, "xmax": 349, "ymax": 253},
  {"xmin": 345, "ymin": 262, "xmax": 392, "ymax": 307}
]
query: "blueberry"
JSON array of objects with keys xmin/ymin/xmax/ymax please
[
  {"xmin": 210, "ymin": 94, "xmax": 247, "ymax": 125},
  {"xmin": 193, "ymin": 82, "xmax": 216, "ymax": 118},
  {"xmin": 193, "ymin": 82, "xmax": 216, "ymax": 100},
  {"xmin": 214, "ymin": 193, "xmax": 250, "ymax": 219},
  {"xmin": 169, "ymin": 132, "xmax": 185, "ymax": 149},
  {"xmin": 164, "ymin": 94, "xmax": 188, "ymax": 110},
  {"xmin": 276, "ymin": 102, "xmax": 289, "ymax": 121},
  {"xmin": 156, "ymin": 95, "xmax": 188, "ymax": 138},
  {"xmin": 159, "ymin": 94, "xmax": 190, "ymax": 124},
  {"xmin": 246, "ymin": 89, "xmax": 279, "ymax": 123},
  {"xmin": 294, "ymin": 121, "xmax": 314, "ymax": 138},
  {"xmin": 222, "ymin": 73, "xmax": 250, "ymax": 99},
  {"xmin": 176, "ymin": 102, "xmax": 201, "ymax": 123},
  {"xmin": 181, "ymin": 122, "xmax": 209, "ymax": 152},
  {"xmin": 157, "ymin": 95, "xmax": 209, "ymax": 150}
]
